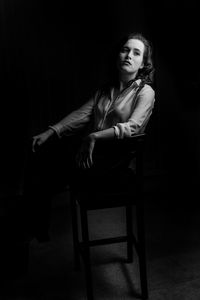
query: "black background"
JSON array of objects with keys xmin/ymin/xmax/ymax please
[{"xmin": 0, "ymin": 0, "xmax": 199, "ymax": 202}]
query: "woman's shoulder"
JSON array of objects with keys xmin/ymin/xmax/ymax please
[{"xmin": 140, "ymin": 82, "xmax": 155, "ymax": 97}]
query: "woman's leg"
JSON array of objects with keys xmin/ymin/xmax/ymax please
[{"xmin": 23, "ymin": 135, "xmax": 79, "ymax": 242}]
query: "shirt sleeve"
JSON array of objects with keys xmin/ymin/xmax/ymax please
[
  {"xmin": 50, "ymin": 98, "xmax": 95, "ymax": 137},
  {"xmin": 113, "ymin": 85, "xmax": 155, "ymax": 139}
]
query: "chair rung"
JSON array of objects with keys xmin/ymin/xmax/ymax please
[{"xmin": 80, "ymin": 235, "xmax": 128, "ymax": 247}]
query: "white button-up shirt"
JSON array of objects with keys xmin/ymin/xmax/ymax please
[{"xmin": 51, "ymin": 79, "xmax": 155, "ymax": 139}]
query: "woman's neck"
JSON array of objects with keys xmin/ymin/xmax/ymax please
[
  {"xmin": 119, "ymin": 74, "xmax": 137, "ymax": 91},
  {"xmin": 118, "ymin": 74, "xmax": 137, "ymax": 91}
]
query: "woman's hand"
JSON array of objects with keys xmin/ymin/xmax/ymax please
[
  {"xmin": 76, "ymin": 134, "xmax": 96, "ymax": 169},
  {"xmin": 32, "ymin": 128, "xmax": 55, "ymax": 152}
]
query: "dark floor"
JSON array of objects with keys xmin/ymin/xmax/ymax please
[{"xmin": 1, "ymin": 170, "xmax": 200, "ymax": 299}]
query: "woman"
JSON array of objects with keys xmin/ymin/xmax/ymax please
[
  {"xmin": 32, "ymin": 32, "xmax": 155, "ymax": 169},
  {"xmin": 25, "ymin": 32, "xmax": 155, "ymax": 242}
]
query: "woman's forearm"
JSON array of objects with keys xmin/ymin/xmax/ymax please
[{"xmin": 90, "ymin": 127, "xmax": 115, "ymax": 141}]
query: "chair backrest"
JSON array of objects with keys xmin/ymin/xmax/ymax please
[
  {"xmin": 70, "ymin": 133, "xmax": 146, "ymax": 209},
  {"xmin": 93, "ymin": 133, "xmax": 146, "ymax": 172},
  {"xmin": 72, "ymin": 134, "xmax": 146, "ymax": 189}
]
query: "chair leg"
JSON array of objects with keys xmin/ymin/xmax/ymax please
[
  {"xmin": 136, "ymin": 204, "xmax": 148, "ymax": 299},
  {"xmin": 70, "ymin": 194, "xmax": 81, "ymax": 270},
  {"xmin": 80, "ymin": 206, "xmax": 94, "ymax": 300},
  {"xmin": 126, "ymin": 205, "xmax": 133, "ymax": 263}
]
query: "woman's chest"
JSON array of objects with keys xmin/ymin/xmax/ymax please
[{"xmin": 95, "ymin": 89, "xmax": 137, "ymax": 119}]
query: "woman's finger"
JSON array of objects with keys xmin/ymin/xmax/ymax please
[
  {"xmin": 78, "ymin": 154, "xmax": 85, "ymax": 169},
  {"xmin": 82, "ymin": 152, "xmax": 88, "ymax": 169},
  {"xmin": 89, "ymin": 153, "xmax": 93, "ymax": 168},
  {"xmin": 32, "ymin": 138, "xmax": 37, "ymax": 152},
  {"xmin": 80, "ymin": 157, "xmax": 86, "ymax": 169},
  {"xmin": 86, "ymin": 157, "xmax": 91, "ymax": 169},
  {"xmin": 76, "ymin": 152, "xmax": 82, "ymax": 168}
]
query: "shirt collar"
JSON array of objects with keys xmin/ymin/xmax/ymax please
[
  {"xmin": 129, "ymin": 79, "xmax": 141, "ymax": 88},
  {"xmin": 122, "ymin": 78, "xmax": 141, "ymax": 90},
  {"xmin": 110, "ymin": 79, "xmax": 141, "ymax": 100}
]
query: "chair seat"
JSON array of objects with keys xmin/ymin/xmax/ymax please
[{"xmin": 76, "ymin": 193, "xmax": 138, "ymax": 210}]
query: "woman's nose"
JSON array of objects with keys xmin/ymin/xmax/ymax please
[{"xmin": 127, "ymin": 50, "xmax": 133, "ymax": 59}]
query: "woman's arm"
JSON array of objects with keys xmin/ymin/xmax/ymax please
[
  {"xmin": 113, "ymin": 85, "xmax": 155, "ymax": 138},
  {"xmin": 90, "ymin": 127, "xmax": 115, "ymax": 141},
  {"xmin": 32, "ymin": 97, "xmax": 95, "ymax": 152},
  {"xmin": 32, "ymin": 128, "xmax": 55, "ymax": 152},
  {"xmin": 76, "ymin": 128, "xmax": 115, "ymax": 169},
  {"xmin": 50, "ymin": 98, "xmax": 94, "ymax": 138}
]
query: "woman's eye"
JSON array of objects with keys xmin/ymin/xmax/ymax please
[{"xmin": 121, "ymin": 47, "xmax": 128, "ymax": 53}]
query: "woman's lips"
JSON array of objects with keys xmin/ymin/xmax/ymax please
[{"xmin": 122, "ymin": 61, "xmax": 131, "ymax": 65}]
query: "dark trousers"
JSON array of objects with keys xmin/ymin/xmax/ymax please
[{"xmin": 23, "ymin": 135, "xmax": 80, "ymax": 240}]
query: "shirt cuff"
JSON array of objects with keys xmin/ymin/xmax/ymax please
[
  {"xmin": 113, "ymin": 125, "xmax": 120, "ymax": 139},
  {"xmin": 48, "ymin": 125, "xmax": 61, "ymax": 138}
]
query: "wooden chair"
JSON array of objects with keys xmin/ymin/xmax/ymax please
[{"xmin": 70, "ymin": 133, "xmax": 148, "ymax": 299}]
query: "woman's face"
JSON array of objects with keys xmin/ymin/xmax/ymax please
[{"xmin": 117, "ymin": 38, "xmax": 145, "ymax": 77}]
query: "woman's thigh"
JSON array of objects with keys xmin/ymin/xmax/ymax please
[{"xmin": 23, "ymin": 135, "xmax": 81, "ymax": 195}]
